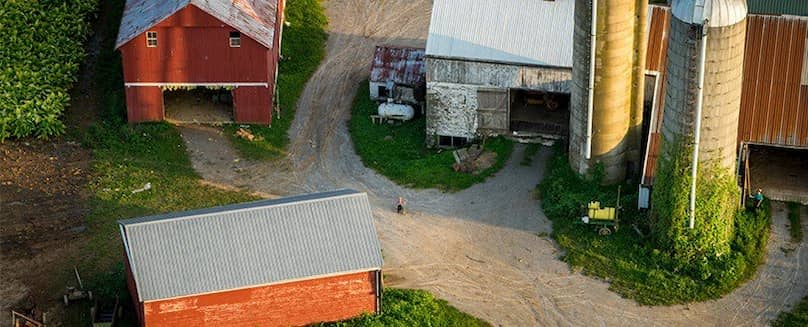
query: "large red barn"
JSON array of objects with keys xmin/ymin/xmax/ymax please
[
  {"xmin": 115, "ymin": 0, "xmax": 285, "ymax": 124},
  {"xmin": 118, "ymin": 189, "xmax": 384, "ymax": 326}
]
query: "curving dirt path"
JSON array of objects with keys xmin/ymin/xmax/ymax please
[{"xmin": 178, "ymin": 0, "xmax": 808, "ymax": 325}]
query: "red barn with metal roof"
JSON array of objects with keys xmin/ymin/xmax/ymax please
[{"xmin": 115, "ymin": 0, "xmax": 285, "ymax": 124}]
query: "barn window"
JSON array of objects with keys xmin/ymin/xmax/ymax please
[
  {"xmin": 146, "ymin": 31, "xmax": 157, "ymax": 47},
  {"xmin": 801, "ymin": 39, "xmax": 808, "ymax": 86},
  {"xmin": 438, "ymin": 135, "xmax": 468, "ymax": 148},
  {"xmin": 229, "ymin": 32, "xmax": 241, "ymax": 48}
]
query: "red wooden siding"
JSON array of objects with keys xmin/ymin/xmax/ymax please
[
  {"xmin": 738, "ymin": 15, "xmax": 808, "ymax": 147},
  {"xmin": 125, "ymin": 86, "xmax": 164, "ymax": 122},
  {"xmin": 641, "ymin": 6, "xmax": 671, "ymax": 186},
  {"xmin": 119, "ymin": 5, "xmax": 271, "ymax": 84},
  {"xmin": 138, "ymin": 271, "xmax": 379, "ymax": 327},
  {"xmin": 233, "ymin": 86, "xmax": 272, "ymax": 123}
]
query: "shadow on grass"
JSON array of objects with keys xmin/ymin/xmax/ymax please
[{"xmin": 349, "ymin": 81, "xmax": 513, "ymax": 192}]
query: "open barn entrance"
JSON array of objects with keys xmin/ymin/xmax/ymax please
[
  {"xmin": 508, "ymin": 89, "xmax": 570, "ymax": 138},
  {"xmin": 743, "ymin": 144, "xmax": 808, "ymax": 204},
  {"xmin": 164, "ymin": 87, "xmax": 234, "ymax": 123}
]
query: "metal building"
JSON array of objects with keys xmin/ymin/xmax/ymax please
[
  {"xmin": 369, "ymin": 46, "xmax": 426, "ymax": 106},
  {"xmin": 640, "ymin": 4, "xmax": 808, "ymax": 206},
  {"xmin": 116, "ymin": 0, "xmax": 285, "ymax": 125},
  {"xmin": 119, "ymin": 189, "xmax": 384, "ymax": 326},
  {"xmin": 424, "ymin": 0, "xmax": 575, "ymax": 147}
]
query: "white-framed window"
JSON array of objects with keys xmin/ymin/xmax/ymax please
[
  {"xmin": 146, "ymin": 31, "xmax": 157, "ymax": 47},
  {"xmin": 229, "ymin": 31, "xmax": 241, "ymax": 48}
]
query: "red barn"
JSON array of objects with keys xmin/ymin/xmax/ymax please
[
  {"xmin": 118, "ymin": 190, "xmax": 384, "ymax": 326},
  {"xmin": 115, "ymin": 0, "xmax": 285, "ymax": 124}
]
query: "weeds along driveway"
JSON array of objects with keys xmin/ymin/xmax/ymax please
[{"xmin": 178, "ymin": 0, "xmax": 808, "ymax": 325}]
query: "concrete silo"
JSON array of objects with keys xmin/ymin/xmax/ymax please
[
  {"xmin": 569, "ymin": 0, "xmax": 648, "ymax": 184},
  {"xmin": 651, "ymin": 0, "xmax": 747, "ymax": 259}
]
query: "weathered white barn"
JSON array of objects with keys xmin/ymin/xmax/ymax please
[{"xmin": 425, "ymin": 0, "xmax": 574, "ymax": 147}]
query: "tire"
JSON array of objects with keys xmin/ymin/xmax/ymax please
[{"xmin": 598, "ymin": 227, "xmax": 611, "ymax": 236}]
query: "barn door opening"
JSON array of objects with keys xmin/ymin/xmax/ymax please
[
  {"xmin": 508, "ymin": 89, "xmax": 570, "ymax": 137},
  {"xmin": 164, "ymin": 86, "xmax": 234, "ymax": 123},
  {"xmin": 746, "ymin": 144, "xmax": 808, "ymax": 204}
]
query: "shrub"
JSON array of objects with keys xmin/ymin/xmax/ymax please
[{"xmin": 0, "ymin": 1, "xmax": 98, "ymax": 140}]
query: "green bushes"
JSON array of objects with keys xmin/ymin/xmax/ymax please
[
  {"xmin": 349, "ymin": 81, "xmax": 513, "ymax": 192},
  {"xmin": 787, "ymin": 202, "xmax": 803, "ymax": 243},
  {"xmin": 773, "ymin": 295, "xmax": 808, "ymax": 327},
  {"xmin": 321, "ymin": 288, "xmax": 490, "ymax": 326},
  {"xmin": 0, "ymin": 0, "xmax": 98, "ymax": 140},
  {"xmin": 538, "ymin": 146, "xmax": 770, "ymax": 304},
  {"xmin": 650, "ymin": 139, "xmax": 737, "ymax": 262}
]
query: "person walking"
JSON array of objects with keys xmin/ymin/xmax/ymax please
[
  {"xmin": 750, "ymin": 188, "xmax": 764, "ymax": 209},
  {"xmin": 395, "ymin": 197, "xmax": 407, "ymax": 214}
]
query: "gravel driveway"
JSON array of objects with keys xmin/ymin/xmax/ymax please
[{"xmin": 178, "ymin": 0, "xmax": 808, "ymax": 325}]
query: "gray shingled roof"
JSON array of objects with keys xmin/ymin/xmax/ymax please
[
  {"xmin": 115, "ymin": 0, "xmax": 278, "ymax": 49},
  {"xmin": 119, "ymin": 189, "xmax": 383, "ymax": 301}
]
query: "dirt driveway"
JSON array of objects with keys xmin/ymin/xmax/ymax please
[{"xmin": 179, "ymin": 0, "xmax": 808, "ymax": 325}]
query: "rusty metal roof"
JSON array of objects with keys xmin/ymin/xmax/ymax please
[
  {"xmin": 738, "ymin": 14, "xmax": 808, "ymax": 148},
  {"xmin": 116, "ymin": 0, "xmax": 278, "ymax": 49},
  {"xmin": 119, "ymin": 189, "xmax": 383, "ymax": 301},
  {"xmin": 642, "ymin": 8, "xmax": 808, "ymax": 185},
  {"xmin": 370, "ymin": 46, "xmax": 426, "ymax": 86}
]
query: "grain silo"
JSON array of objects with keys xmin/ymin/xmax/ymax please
[
  {"xmin": 661, "ymin": 0, "xmax": 747, "ymax": 173},
  {"xmin": 651, "ymin": 0, "xmax": 747, "ymax": 258},
  {"xmin": 569, "ymin": 0, "xmax": 648, "ymax": 184}
]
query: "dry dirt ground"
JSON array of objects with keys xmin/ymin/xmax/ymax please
[{"xmin": 177, "ymin": 0, "xmax": 808, "ymax": 325}]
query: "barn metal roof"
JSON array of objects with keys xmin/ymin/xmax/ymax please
[
  {"xmin": 425, "ymin": 0, "xmax": 575, "ymax": 68},
  {"xmin": 748, "ymin": 0, "xmax": 808, "ymax": 16},
  {"xmin": 115, "ymin": 0, "xmax": 278, "ymax": 49},
  {"xmin": 370, "ymin": 46, "xmax": 426, "ymax": 86},
  {"xmin": 119, "ymin": 189, "xmax": 384, "ymax": 301}
]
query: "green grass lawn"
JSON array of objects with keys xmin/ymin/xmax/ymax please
[
  {"xmin": 225, "ymin": 0, "xmax": 328, "ymax": 160},
  {"xmin": 349, "ymin": 81, "xmax": 514, "ymax": 192},
  {"xmin": 320, "ymin": 288, "xmax": 490, "ymax": 327},
  {"xmin": 537, "ymin": 146, "xmax": 771, "ymax": 305},
  {"xmin": 773, "ymin": 295, "xmax": 808, "ymax": 327}
]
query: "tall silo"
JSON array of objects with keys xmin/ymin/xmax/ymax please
[
  {"xmin": 569, "ymin": 0, "xmax": 648, "ymax": 184},
  {"xmin": 652, "ymin": 0, "xmax": 747, "ymax": 259}
]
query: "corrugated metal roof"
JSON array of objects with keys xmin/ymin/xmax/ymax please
[
  {"xmin": 370, "ymin": 46, "xmax": 426, "ymax": 86},
  {"xmin": 748, "ymin": 0, "xmax": 808, "ymax": 16},
  {"xmin": 119, "ymin": 189, "xmax": 384, "ymax": 301},
  {"xmin": 425, "ymin": 0, "xmax": 575, "ymax": 68},
  {"xmin": 671, "ymin": 0, "xmax": 747, "ymax": 27},
  {"xmin": 116, "ymin": 0, "xmax": 278, "ymax": 49}
]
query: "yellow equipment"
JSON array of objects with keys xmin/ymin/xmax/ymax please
[{"xmin": 587, "ymin": 202, "xmax": 616, "ymax": 221}]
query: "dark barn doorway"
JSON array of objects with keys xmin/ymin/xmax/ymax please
[
  {"xmin": 745, "ymin": 144, "xmax": 808, "ymax": 204},
  {"xmin": 164, "ymin": 87, "xmax": 234, "ymax": 123},
  {"xmin": 508, "ymin": 89, "xmax": 570, "ymax": 137}
]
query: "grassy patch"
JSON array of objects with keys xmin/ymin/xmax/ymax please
[
  {"xmin": 787, "ymin": 202, "xmax": 803, "ymax": 243},
  {"xmin": 521, "ymin": 143, "xmax": 541, "ymax": 166},
  {"xmin": 349, "ymin": 81, "xmax": 514, "ymax": 192},
  {"xmin": 319, "ymin": 288, "xmax": 490, "ymax": 326},
  {"xmin": 64, "ymin": 0, "xmax": 256, "ymax": 324},
  {"xmin": 773, "ymin": 295, "xmax": 808, "ymax": 327},
  {"xmin": 225, "ymin": 0, "xmax": 328, "ymax": 160},
  {"xmin": 538, "ymin": 146, "xmax": 770, "ymax": 305}
]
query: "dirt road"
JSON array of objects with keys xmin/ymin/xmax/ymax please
[{"xmin": 179, "ymin": 0, "xmax": 808, "ymax": 325}]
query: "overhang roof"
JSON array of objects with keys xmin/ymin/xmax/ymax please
[
  {"xmin": 426, "ymin": 0, "xmax": 575, "ymax": 68},
  {"xmin": 119, "ymin": 189, "xmax": 384, "ymax": 301},
  {"xmin": 115, "ymin": 0, "xmax": 278, "ymax": 49},
  {"xmin": 370, "ymin": 46, "xmax": 426, "ymax": 86}
]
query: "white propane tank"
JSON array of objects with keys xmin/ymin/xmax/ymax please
[{"xmin": 378, "ymin": 99, "xmax": 415, "ymax": 121}]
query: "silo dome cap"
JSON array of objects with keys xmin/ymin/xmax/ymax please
[{"xmin": 671, "ymin": 0, "xmax": 747, "ymax": 27}]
